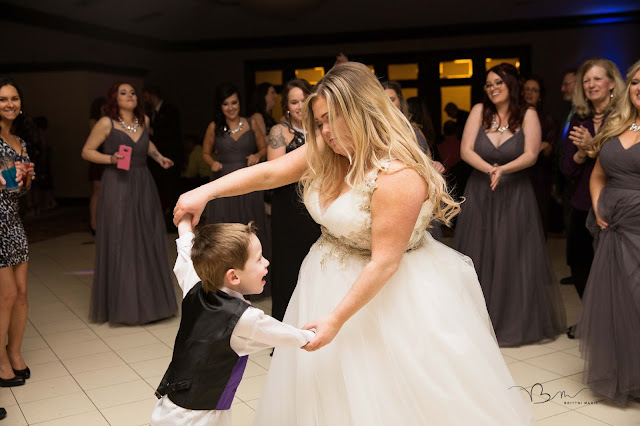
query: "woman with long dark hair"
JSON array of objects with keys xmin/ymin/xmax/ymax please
[
  {"xmin": 0, "ymin": 76, "xmax": 35, "ymax": 387},
  {"xmin": 202, "ymin": 83, "xmax": 270, "ymax": 280},
  {"xmin": 81, "ymin": 81, "xmax": 177, "ymax": 324},
  {"xmin": 454, "ymin": 63, "xmax": 565, "ymax": 347},
  {"xmin": 248, "ymin": 82, "xmax": 278, "ymax": 142},
  {"xmin": 267, "ymin": 79, "xmax": 320, "ymax": 321}
]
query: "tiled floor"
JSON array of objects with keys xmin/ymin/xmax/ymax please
[{"xmin": 2, "ymin": 232, "xmax": 639, "ymax": 425}]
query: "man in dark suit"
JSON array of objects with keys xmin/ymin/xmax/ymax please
[{"xmin": 143, "ymin": 86, "xmax": 182, "ymax": 230}]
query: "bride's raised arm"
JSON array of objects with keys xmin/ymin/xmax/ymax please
[
  {"xmin": 303, "ymin": 162, "xmax": 428, "ymax": 351},
  {"xmin": 173, "ymin": 144, "xmax": 308, "ymax": 226}
]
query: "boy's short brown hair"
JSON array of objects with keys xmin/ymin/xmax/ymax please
[{"xmin": 191, "ymin": 222, "xmax": 257, "ymax": 293}]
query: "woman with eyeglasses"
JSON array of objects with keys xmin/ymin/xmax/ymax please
[{"xmin": 453, "ymin": 63, "xmax": 566, "ymax": 347}]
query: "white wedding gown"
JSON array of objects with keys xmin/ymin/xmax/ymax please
[{"xmin": 255, "ymin": 163, "xmax": 535, "ymax": 425}]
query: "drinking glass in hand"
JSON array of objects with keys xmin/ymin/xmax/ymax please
[{"xmin": 0, "ymin": 156, "xmax": 20, "ymax": 192}]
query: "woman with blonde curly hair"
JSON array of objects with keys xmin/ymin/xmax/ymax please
[
  {"xmin": 575, "ymin": 59, "xmax": 640, "ymax": 405},
  {"xmin": 561, "ymin": 58, "xmax": 624, "ymax": 337},
  {"xmin": 174, "ymin": 62, "xmax": 534, "ymax": 425}
]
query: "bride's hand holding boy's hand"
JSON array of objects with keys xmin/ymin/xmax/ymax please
[
  {"xmin": 173, "ymin": 187, "xmax": 209, "ymax": 227},
  {"xmin": 302, "ymin": 314, "xmax": 342, "ymax": 352}
]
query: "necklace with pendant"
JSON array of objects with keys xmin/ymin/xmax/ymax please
[
  {"xmin": 630, "ymin": 122, "xmax": 640, "ymax": 132},
  {"xmin": 491, "ymin": 118, "xmax": 509, "ymax": 133},
  {"xmin": 118, "ymin": 116, "xmax": 139, "ymax": 133},
  {"xmin": 224, "ymin": 120, "xmax": 244, "ymax": 135}
]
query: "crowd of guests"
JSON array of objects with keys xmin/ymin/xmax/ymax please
[{"xmin": 1, "ymin": 53, "xmax": 639, "ymax": 421}]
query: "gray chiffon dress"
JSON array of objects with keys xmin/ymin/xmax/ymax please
[
  {"xmin": 577, "ymin": 137, "xmax": 640, "ymax": 405},
  {"xmin": 89, "ymin": 122, "xmax": 178, "ymax": 325},
  {"xmin": 453, "ymin": 128, "xmax": 566, "ymax": 347},
  {"xmin": 205, "ymin": 122, "xmax": 271, "ymax": 274}
]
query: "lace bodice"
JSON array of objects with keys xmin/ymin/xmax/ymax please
[{"xmin": 305, "ymin": 162, "xmax": 434, "ymax": 267}]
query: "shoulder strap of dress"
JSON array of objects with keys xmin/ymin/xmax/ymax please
[{"xmin": 362, "ymin": 158, "xmax": 391, "ymax": 194}]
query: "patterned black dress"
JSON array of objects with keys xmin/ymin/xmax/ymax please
[
  {"xmin": 0, "ymin": 136, "xmax": 30, "ymax": 268},
  {"xmin": 270, "ymin": 127, "xmax": 321, "ymax": 321}
]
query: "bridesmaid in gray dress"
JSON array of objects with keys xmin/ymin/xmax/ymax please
[
  {"xmin": 82, "ymin": 82, "xmax": 178, "ymax": 325},
  {"xmin": 453, "ymin": 64, "xmax": 565, "ymax": 347},
  {"xmin": 577, "ymin": 60, "xmax": 640, "ymax": 405},
  {"xmin": 202, "ymin": 83, "xmax": 270, "ymax": 272}
]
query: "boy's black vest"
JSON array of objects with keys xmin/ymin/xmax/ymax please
[{"xmin": 156, "ymin": 284, "xmax": 250, "ymax": 410}]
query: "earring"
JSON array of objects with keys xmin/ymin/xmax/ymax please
[
  {"xmin": 610, "ymin": 92, "xmax": 614, "ymax": 99},
  {"xmin": 19, "ymin": 110, "xmax": 23, "ymax": 114}
]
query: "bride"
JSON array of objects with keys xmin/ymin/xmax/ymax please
[{"xmin": 173, "ymin": 62, "xmax": 534, "ymax": 425}]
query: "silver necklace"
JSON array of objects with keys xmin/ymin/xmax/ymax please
[
  {"xmin": 223, "ymin": 120, "xmax": 244, "ymax": 135},
  {"xmin": 118, "ymin": 116, "xmax": 139, "ymax": 133},
  {"xmin": 491, "ymin": 118, "xmax": 509, "ymax": 133},
  {"xmin": 630, "ymin": 122, "xmax": 640, "ymax": 132}
]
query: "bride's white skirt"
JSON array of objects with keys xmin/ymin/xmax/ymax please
[{"xmin": 255, "ymin": 233, "xmax": 535, "ymax": 425}]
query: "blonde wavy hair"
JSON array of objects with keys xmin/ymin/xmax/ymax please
[
  {"xmin": 573, "ymin": 58, "xmax": 624, "ymax": 117},
  {"xmin": 300, "ymin": 62, "xmax": 459, "ymax": 225},
  {"xmin": 588, "ymin": 59, "xmax": 640, "ymax": 157}
]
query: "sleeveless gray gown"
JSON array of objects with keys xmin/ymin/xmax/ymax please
[
  {"xmin": 453, "ymin": 128, "xmax": 566, "ymax": 347},
  {"xmin": 90, "ymin": 122, "xmax": 178, "ymax": 325},
  {"xmin": 577, "ymin": 137, "xmax": 640, "ymax": 405}
]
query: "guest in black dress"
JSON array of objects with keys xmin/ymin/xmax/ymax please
[
  {"xmin": 82, "ymin": 82, "xmax": 178, "ymax": 325},
  {"xmin": 561, "ymin": 59, "xmax": 624, "ymax": 330},
  {"xmin": 0, "ymin": 76, "xmax": 35, "ymax": 387},
  {"xmin": 453, "ymin": 64, "xmax": 565, "ymax": 347},
  {"xmin": 574, "ymin": 60, "xmax": 640, "ymax": 405},
  {"xmin": 267, "ymin": 79, "xmax": 321, "ymax": 321},
  {"xmin": 523, "ymin": 76, "xmax": 557, "ymax": 233}
]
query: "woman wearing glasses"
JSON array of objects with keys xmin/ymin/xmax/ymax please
[{"xmin": 453, "ymin": 63, "xmax": 566, "ymax": 347}]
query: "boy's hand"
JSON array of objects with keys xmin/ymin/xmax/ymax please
[{"xmin": 177, "ymin": 213, "xmax": 194, "ymax": 236}]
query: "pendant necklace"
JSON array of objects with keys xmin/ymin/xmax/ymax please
[
  {"xmin": 630, "ymin": 122, "xmax": 640, "ymax": 132},
  {"xmin": 491, "ymin": 118, "xmax": 509, "ymax": 133}
]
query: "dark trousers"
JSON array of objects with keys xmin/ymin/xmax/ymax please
[{"xmin": 566, "ymin": 207, "xmax": 594, "ymax": 299}]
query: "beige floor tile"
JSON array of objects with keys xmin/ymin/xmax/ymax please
[
  {"xmin": 502, "ymin": 354, "xmax": 518, "ymax": 364},
  {"xmin": 11, "ymin": 375, "xmax": 82, "ymax": 404},
  {"xmin": 561, "ymin": 345, "xmax": 582, "ymax": 358},
  {"xmin": 22, "ymin": 347, "xmax": 59, "ymax": 366},
  {"xmin": 35, "ymin": 318, "xmax": 90, "ymax": 336},
  {"xmin": 147, "ymin": 326, "xmax": 179, "ymax": 343},
  {"xmin": 90, "ymin": 323, "xmax": 146, "ymax": 339},
  {"xmin": 250, "ymin": 353, "xmax": 272, "ymax": 370},
  {"xmin": 0, "ymin": 387, "xmax": 17, "ymax": 406},
  {"xmin": 31, "ymin": 410, "xmax": 110, "ymax": 425},
  {"xmin": 115, "ymin": 342, "xmax": 172, "ymax": 364},
  {"xmin": 0, "ymin": 404, "xmax": 28, "ymax": 426},
  {"xmin": 23, "ymin": 321, "xmax": 39, "ymax": 338},
  {"xmin": 74, "ymin": 365, "xmax": 141, "ymax": 391},
  {"xmin": 29, "ymin": 310, "xmax": 81, "ymax": 327},
  {"xmin": 235, "ymin": 374, "xmax": 268, "ymax": 401},
  {"xmin": 231, "ymin": 403, "xmax": 256, "ymax": 426},
  {"xmin": 42, "ymin": 327, "xmax": 99, "ymax": 347},
  {"xmin": 103, "ymin": 331, "xmax": 162, "ymax": 351},
  {"xmin": 20, "ymin": 335, "xmax": 49, "ymax": 352},
  {"xmin": 25, "ymin": 360, "xmax": 70, "ymax": 383},
  {"xmin": 86, "ymin": 379, "xmax": 155, "ymax": 409},
  {"xmin": 50, "ymin": 338, "xmax": 111, "ymax": 360},
  {"xmin": 19, "ymin": 391, "xmax": 96, "ymax": 424},
  {"xmin": 521, "ymin": 392, "xmax": 570, "ymax": 421},
  {"xmin": 142, "ymin": 316, "xmax": 181, "ymax": 331},
  {"xmin": 129, "ymin": 357, "xmax": 172, "ymax": 379},
  {"xmin": 539, "ymin": 334, "xmax": 580, "ymax": 351},
  {"xmin": 507, "ymin": 361, "xmax": 562, "ymax": 388},
  {"xmin": 500, "ymin": 344, "xmax": 558, "ymax": 361},
  {"xmin": 537, "ymin": 410, "xmax": 610, "ymax": 425},
  {"xmin": 525, "ymin": 352, "xmax": 585, "ymax": 376},
  {"xmin": 62, "ymin": 351, "xmax": 126, "ymax": 375},
  {"xmin": 143, "ymin": 375, "xmax": 163, "ymax": 389},
  {"xmin": 245, "ymin": 399, "xmax": 260, "ymax": 410},
  {"xmin": 100, "ymin": 397, "xmax": 158, "ymax": 426},
  {"xmin": 576, "ymin": 399, "xmax": 640, "ymax": 426},
  {"xmin": 243, "ymin": 359, "xmax": 267, "ymax": 379}
]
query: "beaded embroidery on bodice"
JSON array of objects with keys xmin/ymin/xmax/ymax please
[{"xmin": 305, "ymin": 161, "xmax": 434, "ymax": 267}]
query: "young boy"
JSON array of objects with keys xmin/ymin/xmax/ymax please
[{"xmin": 151, "ymin": 215, "xmax": 313, "ymax": 425}]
